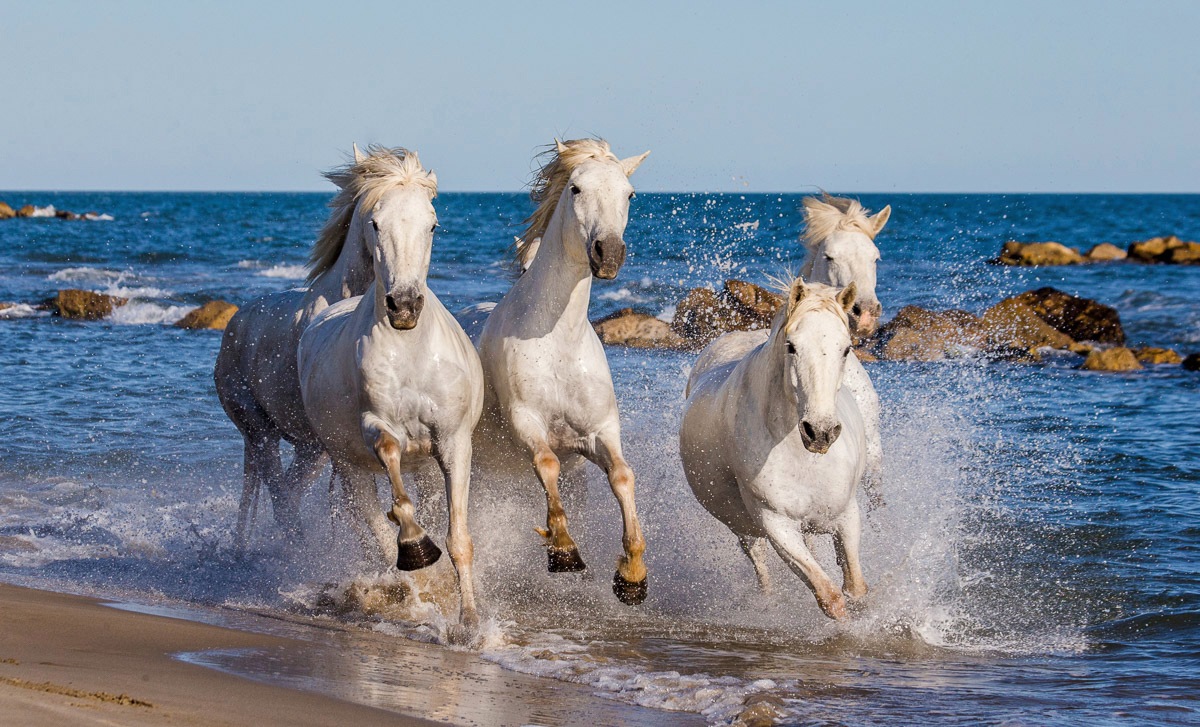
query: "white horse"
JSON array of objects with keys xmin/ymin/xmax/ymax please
[
  {"xmin": 680, "ymin": 278, "xmax": 867, "ymax": 620},
  {"xmin": 298, "ymin": 153, "xmax": 485, "ymax": 628},
  {"xmin": 215, "ymin": 144, "xmax": 388, "ymax": 548},
  {"xmin": 691, "ymin": 195, "xmax": 890, "ymax": 502},
  {"xmin": 475, "ymin": 139, "xmax": 651, "ymax": 605}
]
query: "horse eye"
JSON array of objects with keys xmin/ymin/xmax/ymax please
[
  {"xmin": 431, "ymin": 222, "xmax": 439, "ymax": 233},
  {"xmin": 570, "ymin": 184, "xmax": 581, "ymax": 195},
  {"xmin": 628, "ymin": 191, "xmax": 636, "ymax": 200},
  {"xmin": 824, "ymin": 254, "xmax": 834, "ymax": 261},
  {"xmin": 844, "ymin": 346, "xmax": 852, "ymax": 358},
  {"xmin": 786, "ymin": 341, "xmax": 797, "ymax": 355},
  {"xmin": 369, "ymin": 219, "xmax": 379, "ymax": 231}
]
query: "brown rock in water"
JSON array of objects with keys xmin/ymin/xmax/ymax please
[
  {"xmin": 175, "ymin": 300, "xmax": 238, "ymax": 330},
  {"xmin": 49, "ymin": 289, "xmax": 127, "ymax": 320},
  {"xmin": 1081, "ymin": 347, "xmax": 1142, "ymax": 372},
  {"xmin": 593, "ymin": 308, "xmax": 687, "ymax": 349},
  {"xmin": 1134, "ymin": 347, "xmax": 1182, "ymax": 365},
  {"xmin": 1163, "ymin": 241, "xmax": 1200, "ymax": 265},
  {"xmin": 1084, "ymin": 243, "xmax": 1127, "ymax": 261},
  {"xmin": 54, "ymin": 209, "xmax": 80, "ymax": 220},
  {"xmin": 1009, "ymin": 287, "xmax": 1125, "ymax": 345},
  {"xmin": 670, "ymin": 280, "xmax": 779, "ymax": 347},
  {"xmin": 871, "ymin": 306, "xmax": 986, "ymax": 361},
  {"xmin": 15, "ymin": 205, "xmax": 36, "ymax": 218},
  {"xmin": 980, "ymin": 298, "xmax": 1075, "ymax": 356},
  {"xmin": 1127, "ymin": 235, "xmax": 1196, "ymax": 263},
  {"xmin": 1182, "ymin": 353, "xmax": 1200, "ymax": 372},
  {"xmin": 993, "ymin": 241, "xmax": 1084, "ymax": 266},
  {"xmin": 0, "ymin": 202, "xmax": 15, "ymax": 220}
]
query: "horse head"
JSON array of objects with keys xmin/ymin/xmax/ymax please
[
  {"xmin": 801, "ymin": 196, "xmax": 890, "ymax": 337},
  {"xmin": 779, "ymin": 278, "xmax": 858, "ymax": 454}
]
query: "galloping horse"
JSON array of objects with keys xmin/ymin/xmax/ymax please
[
  {"xmin": 215, "ymin": 145, "xmax": 396, "ymax": 549},
  {"xmin": 475, "ymin": 139, "xmax": 651, "ymax": 605},
  {"xmin": 681, "ymin": 278, "xmax": 869, "ymax": 620},
  {"xmin": 297, "ymin": 152, "xmax": 485, "ymax": 629}
]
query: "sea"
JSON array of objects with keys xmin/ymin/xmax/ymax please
[{"xmin": 0, "ymin": 191, "xmax": 1197, "ymax": 726}]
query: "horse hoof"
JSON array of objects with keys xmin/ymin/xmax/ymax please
[
  {"xmin": 547, "ymin": 546, "xmax": 587, "ymax": 573},
  {"xmin": 612, "ymin": 572, "xmax": 647, "ymax": 605},
  {"xmin": 395, "ymin": 535, "xmax": 442, "ymax": 571}
]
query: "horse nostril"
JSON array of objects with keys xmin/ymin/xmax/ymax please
[
  {"xmin": 830, "ymin": 424, "xmax": 842, "ymax": 441},
  {"xmin": 852, "ymin": 303, "xmax": 862, "ymax": 316},
  {"xmin": 802, "ymin": 421, "xmax": 816, "ymax": 441},
  {"xmin": 385, "ymin": 295, "xmax": 398, "ymax": 313}
]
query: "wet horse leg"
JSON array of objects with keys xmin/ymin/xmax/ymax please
[
  {"xmin": 833, "ymin": 502, "xmax": 868, "ymax": 601},
  {"xmin": 588, "ymin": 431, "xmax": 647, "ymax": 605},
  {"xmin": 760, "ymin": 510, "xmax": 847, "ymax": 620},
  {"xmin": 509, "ymin": 408, "xmax": 585, "ymax": 573},
  {"xmin": 434, "ymin": 427, "xmax": 478, "ymax": 630},
  {"xmin": 374, "ymin": 430, "xmax": 441, "ymax": 570},
  {"xmin": 738, "ymin": 535, "xmax": 772, "ymax": 593}
]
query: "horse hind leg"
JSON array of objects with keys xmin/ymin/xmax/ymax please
[
  {"xmin": 738, "ymin": 535, "xmax": 772, "ymax": 593},
  {"xmin": 833, "ymin": 503, "xmax": 869, "ymax": 602},
  {"xmin": 270, "ymin": 439, "xmax": 327, "ymax": 540},
  {"xmin": 234, "ymin": 431, "xmax": 280, "ymax": 554},
  {"xmin": 374, "ymin": 431, "xmax": 441, "ymax": 571},
  {"xmin": 587, "ymin": 437, "xmax": 647, "ymax": 606}
]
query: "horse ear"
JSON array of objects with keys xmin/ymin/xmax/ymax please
[
  {"xmin": 353, "ymin": 143, "xmax": 366, "ymax": 163},
  {"xmin": 620, "ymin": 151, "xmax": 651, "ymax": 177},
  {"xmin": 787, "ymin": 276, "xmax": 807, "ymax": 313},
  {"xmin": 425, "ymin": 170, "xmax": 438, "ymax": 195},
  {"xmin": 837, "ymin": 282, "xmax": 858, "ymax": 313},
  {"xmin": 555, "ymin": 139, "xmax": 569, "ymax": 154},
  {"xmin": 870, "ymin": 205, "xmax": 891, "ymax": 237}
]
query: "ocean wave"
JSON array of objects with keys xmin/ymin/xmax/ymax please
[
  {"xmin": 47, "ymin": 266, "xmax": 127, "ymax": 284},
  {"xmin": 0, "ymin": 304, "xmax": 50, "ymax": 320},
  {"xmin": 47, "ymin": 267, "xmax": 171, "ymax": 299},
  {"xmin": 598, "ymin": 287, "xmax": 652, "ymax": 304},
  {"xmin": 26, "ymin": 205, "xmax": 57, "ymax": 218},
  {"xmin": 258, "ymin": 263, "xmax": 307, "ymax": 279},
  {"xmin": 107, "ymin": 302, "xmax": 196, "ymax": 325}
]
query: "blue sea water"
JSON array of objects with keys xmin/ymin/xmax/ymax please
[{"xmin": 0, "ymin": 191, "xmax": 1197, "ymax": 725}]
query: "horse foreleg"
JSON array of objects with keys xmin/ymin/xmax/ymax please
[
  {"xmin": 760, "ymin": 511, "xmax": 847, "ymax": 620},
  {"xmin": 738, "ymin": 535, "xmax": 772, "ymax": 593},
  {"xmin": 833, "ymin": 502, "xmax": 868, "ymax": 601},
  {"xmin": 589, "ymin": 434, "xmax": 647, "ymax": 605},
  {"xmin": 435, "ymin": 429, "xmax": 479, "ymax": 631},
  {"xmin": 374, "ymin": 430, "xmax": 441, "ymax": 571},
  {"xmin": 529, "ymin": 442, "xmax": 587, "ymax": 573}
]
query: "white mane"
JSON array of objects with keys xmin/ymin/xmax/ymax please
[
  {"xmin": 800, "ymin": 195, "xmax": 881, "ymax": 249},
  {"xmin": 308, "ymin": 146, "xmax": 438, "ymax": 282}
]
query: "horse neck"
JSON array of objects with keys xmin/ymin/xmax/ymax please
[
  {"xmin": 508, "ymin": 212, "xmax": 594, "ymax": 336},
  {"xmin": 740, "ymin": 322, "xmax": 803, "ymax": 435},
  {"xmin": 305, "ymin": 218, "xmax": 371, "ymax": 309}
]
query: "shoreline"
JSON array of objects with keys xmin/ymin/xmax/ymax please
[{"xmin": 0, "ymin": 582, "xmax": 699, "ymax": 726}]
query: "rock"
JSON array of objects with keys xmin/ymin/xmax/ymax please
[
  {"xmin": 871, "ymin": 306, "xmax": 986, "ymax": 361},
  {"xmin": 175, "ymin": 300, "xmax": 238, "ymax": 330},
  {"xmin": 993, "ymin": 241, "xmax": 1083, "ymax": 266},
  {"xmin": 49, "ymin": 289, "xmax": 127, "ymax": 320},
  {"xmin": 0, "ymin": 202, "xmax": 14, "ymax": 220},
  {"xmin": 54, "ymin": 209, "xmax": 80, "ymax": 221},
  {"xmin": 1081, "ymin": 347, "xmax": 1142, "ymax": 372},
  {"xmin": 853, "ymin": 346, "xmax": 878, "ymax": 363},
  {"xmin": 1127, "ymin": 235, "xmax": 1198, "ymax": 263},
  {"xmin": 1163, "ymin": 241, "xmax": 1200, "ymax": 265},
  {"xmin": 1084, "ymin": 243, "xmax": 1127, "ymax": 261},
  {"xmin": 593, "ymin": 308, "xmax": 687, "ymax": 349},
  {"xmin": 1134, "ymin": 347, "xmax": 1182, "ymax": 365},
  {"xmin": 980, "ymin": 298, "xmax": 1075, "ymax": 356},
  {"xmin": 1008, "ymin": 287, "xmax": 1125, "ymax": 345},
  {"xmin": 1183, "ymin": 353, "xmax": 1200, "ymax": 372},
  {"xmin": 670, "ymin": 280, "xmax": 780, "ymax": 347},
  {"xmin": 15, "ymin": 205, "xmax": 36, "ymax": 218}
]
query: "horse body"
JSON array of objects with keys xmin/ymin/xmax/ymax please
[
  {"xmin": 475, "ymin": 139, "xmax": 651, "ymax": 605},
  {"xmin": 215, "ymin": 147, "xmax": 377, "ymax": 546},
  {"xmin": 297, "ymin": 157, "xmax": 485, "ymax": 629},
  {"xmin": 681, "ymin": 279, "xmax": 868, "ymax": 620}
]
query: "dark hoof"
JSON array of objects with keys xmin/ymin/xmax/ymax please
[
  {"xmin": 395, "ymin": 535, "xmax": 442, "ymax": 571},
  {"xmin": 548, "ymin": 546, "xmax": 587, "ymax": 573},
  {"xmin": 613, "ymin": 572, "xmax": 647, "ymax": 605}
]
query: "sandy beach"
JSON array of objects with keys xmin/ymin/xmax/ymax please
[{"xmin": 0, "ymin": 583, "xmax": 698, "ymax": 726}]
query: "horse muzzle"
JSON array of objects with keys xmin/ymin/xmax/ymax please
[
  {"xmin": 385, "ymin": 290, "xmax": 425, "ymax": 330},
  {"xmin": 589, "ymin": 237, "xmax": 626, "ymax": 280},
  {"xmin": 800, "ymin": 419, "xmax": 842, "ymax": 454},
  {"xmin": 851, "ymin": 301, "xmax": 883, "ymax": 338}
]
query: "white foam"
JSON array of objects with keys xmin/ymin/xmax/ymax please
[
  {"xmin": 0, "ymin": 304, "xmax": 50, "ymax": 319},
  {"xmin": 258, "ymin": 263, "xmax": 307, "ymax": 279},
  {"xmin": 27, "ymin": 205, "xmax": 56, "ymax": 218},
  {"xmin": 48, "ymin": 266, "xmax": 125, "ymax": 283},
  {"xmin": 47, "ymin": 267, "xmax": 171, "ymax": 299},
  {"xmin": 236, "ymin": 259, "xmax": 265, "ymax": 269},
  {"xmin": 598, "ymin": 288, "xmax": 651, "ymax": 304},
  {"xmin": 107, "ymin": 302, "xmax": 196, "ymax": 325}
]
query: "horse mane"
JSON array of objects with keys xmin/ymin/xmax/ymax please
[
  {"xmin": 800, "ymin": 194, "xmax": 880, "ymax": 249},
  {"xmin": 515, "ymin": 138, "xmax": 621, "ymax": 272},
  {"xmin": 770, "ymin": 278, "xmax": 851, "ymax": 334},
  {"xmin": 307, "ymin": 145, "xmax": 438, "ymax": 283}
]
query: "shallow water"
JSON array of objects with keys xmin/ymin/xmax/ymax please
[{"xmin": 0, "ymin": 191, "xmax": 1197, "ymax": 725}]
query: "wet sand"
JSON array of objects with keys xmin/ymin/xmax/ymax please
[{"xmin": 0, "ymin": 583, "xmax": 699, "ymax": 726}]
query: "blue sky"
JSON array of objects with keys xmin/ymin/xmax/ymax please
[{"xmin": 2, "ymin": 1, "xmax": 1197, "ymax": 192}]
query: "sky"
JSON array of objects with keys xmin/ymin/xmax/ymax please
[{"xmin": 1, "ymin": 1, "xmax": 1198, "ymax": 193}]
